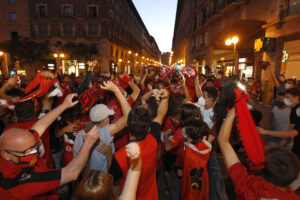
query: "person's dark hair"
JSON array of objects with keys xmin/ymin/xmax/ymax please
[
  {"xmin": 15, "ymin": 100, "xmax": 35, "ymax": 122},
  {"xmin": 199, "ymin": 74, "xmax": 206, "ymax": 78},
  {"xmin": 206, "ymin": 78, "xmax": 215, "ymax": 84},
  {"xmin": 277, "ymin": 91, "xmax": 285, "ymax": 97},
  {"xmin": 61, "ymin": 103, "xmax": 82, "ymax": 122},
  {"xmin": 185, "ymin": 118, "xmax": 209, "ymax": 144},
  {"xmin": 170, "ymin": 79, "xmax": 178, "ymax": 85},
  {"xmin": 167, "ymin": 94, "xmax": 181, "ymax": 117},
  {"xmin": 145, "ymin": 96, "xmax": 158, "ymax": 120},
  {"xmin": 144, "ymin": 78, "xmax": 153, "ymax": 87},
  {"xmin": 287, "ymin": 78, "xmax": 296, "ymax": 86},
  {"xmin": 127, "ymin": 106, "xmax": 151, "ymax": 140},
  {"xmin": 213, "ymin": 102, "xmax": 227, "ymax": 130},
  {"xmin": 203, "ymin": 86, "xmax": 218, "ymax": 102},
  {"xmin": 74, "ymin": 170, "xmax": 117, "ymax": 200},
  {"xmin": 285, "ymin": 88, "xmax": 300, "ymax": 98},
  {"xmin": 262, "ymin": 146, "xmax": 300, "ymax": 187},
  {"xmin": 179, "ymin": 103, "xmax": 201, "ymax": 126},
  {"xmin": 250, "ymin": 110, "xmax": 262, "ymax": 126},
  {"xmin": 5, "ymin": 88, "xmax": 24, "ymax": 98}
]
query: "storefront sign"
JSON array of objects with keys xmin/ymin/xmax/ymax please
[{"xmin": 239, "ymin": 63, "xmax": 246, "ymax": 70}]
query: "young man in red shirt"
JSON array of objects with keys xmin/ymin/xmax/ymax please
[
  {"xmin": 181, "ymin": 118, "xmax": 211, "ymax": 200},
  {"xmin": 110, "ymin": 89, "xmax": 169, "ymax": 200},
  {"xmin": 0, "ymin": 94, "xmax": 100, "ymax": 200},
  {"xmin": 218, "ymin": 107, "xmax": 300, "ymax": 200}
]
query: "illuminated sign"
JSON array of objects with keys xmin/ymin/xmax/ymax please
[{"xmin": 239, "ymin": 63, "xmax": 246, "ymax": 70}]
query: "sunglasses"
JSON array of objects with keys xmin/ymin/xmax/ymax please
[{"xmin": 5, "ymin": 141, "xmax": 39, "ymax": 156}]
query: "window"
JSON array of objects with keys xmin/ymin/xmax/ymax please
[
  {"xmin": 90, "ymin": 43, "xmax": 98, "ymax": 54},
  {"xmin": 38, "ymin": 24, "xmax": 48, "ymax": 36},
  {"xmin": 88, "ymin": 6, "xmax": 98, "ymax": 17},
  {"xmin": 9, "ymin": 12, "xmax": 16, "ymax": 20},
  {"xmin": 88, "ymin": 24, "xmax": 98, "ymax": 37},
  {"xmin": 63, "ymin": 24, "xmax": 73, "ymax": 36},
  {"xmin": 11, "ymin": 32, "xmax": 18, "ymax": 39},
  {"xmin": 37, "ymin": 5, "xmax": 47, "ymax": 17},
  {"xmin": 62, "ymin": 5, "xmax": 73, "ymax": 17},
  {"xmin": 8, "ymin": 0, "xmax": 15, "ymax": 4}
]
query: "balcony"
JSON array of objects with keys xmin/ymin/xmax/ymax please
[
  {"xmin": 205, "ymin": 0, "xmax": 243, "ymax": 23},
  {"xmin": 283, "ymin": 2, "xmax": 300, "ymax": 17}
]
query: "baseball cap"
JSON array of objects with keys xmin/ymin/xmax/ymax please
[{"xmin": 89, "ymin": 104, "xmax": 115, "ymax": 122}]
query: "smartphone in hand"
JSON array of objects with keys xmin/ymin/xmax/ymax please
[{"xmin": 83, "ymin": 121, "xmax": 94, "ymax": 133}]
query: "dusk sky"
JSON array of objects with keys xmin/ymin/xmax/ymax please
[{"xmin": 132, "ymin": 0, "xmax": 178, "ymax": 53}]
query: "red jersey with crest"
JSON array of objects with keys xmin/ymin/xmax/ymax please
[{"xmin": 181, "ymin": 140, "xmax": 211, "ymax": 200}]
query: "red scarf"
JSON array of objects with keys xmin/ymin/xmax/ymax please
[{"xmin": 234, "ymin": 89, "xmax": 265, "ymax": 170}]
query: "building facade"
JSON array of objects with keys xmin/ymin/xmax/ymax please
[
  {"xmin": 161, "ymin": 52, "xmax": 171, "ymax": 65},
  {"xmin": 172, "ymin": 0, "xmax": 300, "ymax": 81},
  {"xmin": 0, "ymin": 0, "xmax": 161, "ymax": 76}
]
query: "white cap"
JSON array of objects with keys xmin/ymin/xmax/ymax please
[{"xmin": 89, "ymin": 104, "xmax": 115, "ymax": 122}]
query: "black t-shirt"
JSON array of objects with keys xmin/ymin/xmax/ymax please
[{"xmin": 291, "ymin": 103, "xmax": 300, "ymax": 157}]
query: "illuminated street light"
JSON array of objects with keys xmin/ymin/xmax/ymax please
[
  {"xmin": 232, "ymin": 36, "xmax": 239, "ymax": 44},
  {"xmin": 142, "ymin": 56, "xmax": 145, "ymax": 59},
  {"xmin": 60, "ymin": 53, "xmax": 65, "ymax": 58},
  {"xmin": 135, "ymin": 53, "xmax": 138, "ymax": 56},
  {"xmin": 53, "ymin": 53, "xmax": 58, "ymax": 58},
  {"xmin": 128, "ymin": 50, "xmax": 132, "ymax": 54},
  {"xmin": 225, "ymin": 39, "xmax": 232, "ymax": 46},
  {"xmin": 119, "ymin": 59, "xmax": 123, "ymax": 62},
  {"xmin": 0, "ymin": 51, "xmax": 3, "ymax": 56},
  {"xmin": 128, "ymin": 61, "xmax": 130, "ymax": 63}
]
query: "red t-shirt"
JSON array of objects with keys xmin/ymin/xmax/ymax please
[
  {"xmin": 114, "ymin": 122, "xmax": 160, "ymax": 200},
  {"xmin": 168, "ymin": 127, "xmax": 185, "ymax": 168},
  {"xmin": 5, "ymin": 120, "xmax": 54, "ymax": 169},
  {"xmin": 228, "ymin": 162, "xmax": 300, "ymax": 200},
  {"xmin": 162, "ymin": 117, "xmax": 180, "ymax": 155},
  {"xmin": 0, "ymin": 130, "xmax": 61, "ymax": 200},
  {"xmin": 181, "ymin": 141, "xmax": 211, "ymax": 200}
]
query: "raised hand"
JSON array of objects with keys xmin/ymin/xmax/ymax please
[
  {"xmin": 63, "ymin": 93, "xmax": 79, "ymax": 108},
  {"xmin": 126, "ymin": 142, "xmax": 140, "ymax": 160},
  {"xmin": 83, "ymin": 126, "xmax": 99, "ymax": 145},
  {"xmin": 100, "ymin": 81, "xmax": 119, "ymax": 92}
]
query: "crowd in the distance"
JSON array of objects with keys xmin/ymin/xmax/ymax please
[{"xmin": 0, "ymin": 63, "xmax": 300, "ymax": 200}]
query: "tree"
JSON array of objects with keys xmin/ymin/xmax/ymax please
[
  {"xmin": 0, "ymin": 37, "xmax": 51, "ymax": 79},
  {"xmin": 0, "ymin": 37, "xmax": 51, "ymax": 66},
  {"xmin": 61, "ymin": 42, "xmax": 92, "ymax": 60}
]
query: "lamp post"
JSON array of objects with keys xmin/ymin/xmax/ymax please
[
  {"xmin": 225, "ymin": 36, "xmax": 239, "ymax": 75},
  {"xmin": 54, "ymin": 53, "xmax": 65, "ymax": 74},
  {"xmin": 0, "ymin": 51, "xmax": 9, "ymax": 75}
]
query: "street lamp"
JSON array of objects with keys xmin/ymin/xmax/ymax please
[
  {"xmin": 53, "ymin": 52, "xmax": 65, "ymax": 74},
  {"xmin": 225, "ymin": 36, "xmax": 239, "ymax": 53},
  {"xmin": 128, "ymin": 50, "xmax": 132, "ymax": 54},
  {"xmin": 225, "ymin": 36, "xmax": 239, "ymax": 75}
]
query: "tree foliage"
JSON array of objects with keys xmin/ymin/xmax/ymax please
[{"xmin": 0, "ymin": 37, "xmax": 51, "ymax": 66}]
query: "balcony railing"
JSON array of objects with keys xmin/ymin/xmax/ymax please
[
  {"xmin": 285, "ymin": 2, "xmax": 300, "ymax": 16},
  {"xmin": 206, "ymin": 0, "xmax": 242, "ymax": 22}
]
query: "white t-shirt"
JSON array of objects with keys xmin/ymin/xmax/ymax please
[{"xmin": 200, "ymin": 107, "xmax": 214, "ymax": 129}]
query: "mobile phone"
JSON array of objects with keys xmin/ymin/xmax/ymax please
[
  {"xmin": 9, "ymin": 70, "xmax": 17, "ymax": 78},
  {"xmin": 83, "ymin": 121, "xmax": 94, "ymax": 133}
]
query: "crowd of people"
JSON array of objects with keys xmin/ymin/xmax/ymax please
[{"xmin": 0, "ymin": 64, "xmax": 300, "ymax": 200}]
